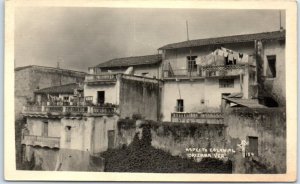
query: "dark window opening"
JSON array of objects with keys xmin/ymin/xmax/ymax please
[
  {"xmin": 187, "ymin": 56, "xmax": 198, "ymax": 72},
  {"xmin": 248, "ymin": 136, "xmax": 258, "ymax": 156},
  {"xmin": 97, "ymin": 91, "xmax": 105, "ymax": 105},
  {"xmin": 176, "ymin": 99, "xmax": 184, "ymax": 112},
  {"xmin": 266, "ymin": 55, "xmax": 276, "ymax": 78},
  {"xmin": 219, "ymin": 79, "xmax": 234, "ymax": 88}
]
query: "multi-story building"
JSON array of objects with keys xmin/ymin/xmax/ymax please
[
  {"xmin": 158, "ymin": 30, "xmax": 285, "ymax": 122},
  {"xmin": 15, "ymin": 65, "xmax": 86, "ymax": 120},
  {"xmin": 19, "ymin": 30, "xmax": 285, "ymax": 171},
  {"xmin": 21, "ymin": 70, "xmax": 161, "ymax": 171}
]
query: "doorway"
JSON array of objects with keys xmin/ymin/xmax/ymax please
[
  {"xmin": 107, "ymin": 130, "xmax": 115, "ymax": 149},
  {"xmin": 248, "ymin": 136, "xmax": 258, "ymax": 156},
  {"xmin": 97, "ymin": 91, "xmax": 105, "ymax": 105}
]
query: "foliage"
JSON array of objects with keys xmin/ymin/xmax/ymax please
[{"xmin": 101, "ymin": 127, "xmax": 232, "ymax": 173}]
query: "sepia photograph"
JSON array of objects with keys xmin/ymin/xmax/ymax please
[{"xmin": 4, "ymin": 0, "xmax": 297, "ymax": 182}]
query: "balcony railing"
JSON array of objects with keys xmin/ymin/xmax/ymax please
[
  {"xmin": 65, "ymin": 106, "xmax": 88, "ymax": 113},
  {"xmin": 171, "ymin": 112, "xmax": 224, "ymax": 123},
  {"xmin": 85, "ymin": 73, "xmax": 117, "ymax": 82},
  {"xmin": 163, "ymin": 64, "xmax": 247, "ymax": 79},
  {"xmin": 23, "ymin": 106, "xmax": 43, "ymax": 113},
  {"xmin": 92, "ymin": 106, "xmax": 115, "ymax": 114},
  {"xmin": 22, "ymin": 105, "xmax": 117, "ymax": 116},
  {"xmin": 21, "ymin": 135, "xmax": 60, "ymax": 148},
  {"xmin": 44, "ymin": 106, "xmax": 63, "ymax": 113}
]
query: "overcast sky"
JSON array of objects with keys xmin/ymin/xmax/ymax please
[{"xmin": 15, "ymin": 8, "xmax": 285, "ymax": 72}]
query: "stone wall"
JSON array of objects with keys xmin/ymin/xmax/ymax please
[
  {"xmin": 116, "ymin": 119, "xmax": 228, "ymax": 159},
  {"xmin": 116, "ymin": 107, "xmax": 286, "ymax": 174},
  {"xmin": 224, "ymin": 107, "xmax": 286, "ymax": 173}
]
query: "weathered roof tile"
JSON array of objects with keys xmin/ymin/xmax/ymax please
[
  {"xmin": 159, "ymin": 30, "xmax": 285, "ymax": 50},
  {"xmin": 34, "ymin": 83, "xmax": 81, "ymax": 94},
  {"xmin": 96, "ymin": 54, "xmax": 162, "ymax": 68}
]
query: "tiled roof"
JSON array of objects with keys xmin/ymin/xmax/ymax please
[
  {"xmin": 223, "ymin": 96, "xmax": 267, "ymax": 108},
  {"xmin": 159, "ymin": 30, "xmax": 285, "ymax": 50},
  {"xmin": 96, "ymin": 54, "xmax": 162, "ymax": 68},
  {"xmin": 34, "ymin": 83, "xmax": 81, "ymax": 94},
  {"xmin": 15, "ymin": 65, "xmax": 86, "ymax": 76}
]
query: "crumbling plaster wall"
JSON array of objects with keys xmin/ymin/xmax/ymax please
[
  {"xmin": 262, "ymin": 40, "xmax": 286, "ymax": 106},
  {"xmin": 119, "ymin": 78, "xmax": 160, "ymax": 121},
  {"xmin": 116, "ymin": 120, "xmax": 227, "ymax": 158},
  {"xmin": 224, "ymin": 107, "xmax": 286, "ymax": 173}
]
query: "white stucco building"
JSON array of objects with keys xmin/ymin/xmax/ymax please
[
  {"xmin": 158, "ymin": 30, "xmax": 285, "ymax": 121},
  {"xmin": 19, "ymin": 29, "xmax": 286, "ymax": 171}
]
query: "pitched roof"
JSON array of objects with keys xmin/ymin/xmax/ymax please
[
  {"xmin": 34, "ymin": 83, "xmax": 81, "ymax": 94},
  {"xmin": 15, "ymin": 65, "xmax": 86, "ymax": 76},
  {"xmin": 159, "ymin": 30, "xmax": 286, "ymax": 50},
  {"xmin": 96, "ymin": 54, "xmax": 162, "ymax": 68},
  {"xmin": 223, "ymin": 96, "xmax": 267, "ymax": 108}
]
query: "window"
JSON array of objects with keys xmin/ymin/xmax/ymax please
[
  {"xmin": 65, "ymin": 126, "xmax": 72, "ymax": 143},
  {"xmin": 63, "ymin": 96, "xmax": 69, "ymax": 101},
  {"xmin": 42, "ymin": 121, "xmax": 48, "ymax": 137},
  {"xmin": 176, "ymin": 99, "xmax": 184, "ymax": 112},
  {"xmin": 266, "ymin": 55, "xmax": 276, "ymax": 78},
  {"xmin": 219, "ymin": 79, "xmax": 234, "ymax": 88},
  {"xmin": 85, "ymin": 96, "xmax": 93, "ymax": 105},
  {"xmin": 187, "ymin": 56, "xmax": 198, "ymax": 72},
  {"xmin": 247, "ymin": 136, "xmax": 258, "ymax": 156}
]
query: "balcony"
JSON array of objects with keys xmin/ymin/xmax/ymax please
[
  {"xmin": 201, "ymin": 64, "xmax": 247, "ymax": 77},
  {"xmin": 171, "ymin": 112, "xmax": 224, "ymax": 123},
  {"xmin": 163, "ymin": 64, "xmax": 247, "ymax": 79},
  {"xmin": 22, "ymin": 105, "xmax": 117, "ymax": 116},
  {"xmin": 85, "ymin": 73, "xmax": 118, "ymax": 85},
  {"xmin": 21, "ymin": 135, "xmax": 60, "ymax": 148}
]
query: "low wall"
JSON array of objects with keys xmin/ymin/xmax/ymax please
[
  {"xmin": 224, "ymin": 107, "xmax": 286, "ymax": 173},
  {"xmin": 116, "ymin": 119, "xmax": 228, "ymax": 160}
]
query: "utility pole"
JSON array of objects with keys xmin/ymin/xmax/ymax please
[{"xmin": 186, "ymin": 20, "xmax": 189, "ymax": 41}]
